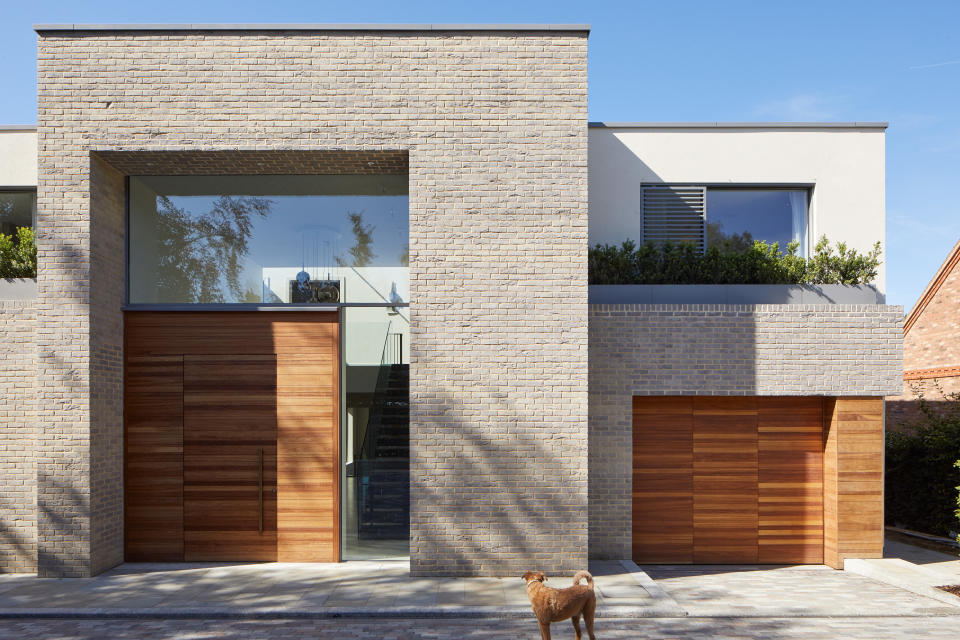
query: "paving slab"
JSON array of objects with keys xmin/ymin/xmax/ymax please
[
  {"xmin": 644, "ymin": 564, "xmax": 958, "ymax": 617},
  {"xmin": 4, "ymin": 616, "xmax": 960, "ymax": 639},
  {"xmin": 845, "ymin": 558, "xmax": 960, "ymax": 608},
  {"xmin": 884, "ymin": 538, "xmax": 960, "ymax": 581},
  {"xmin": 0, "ymin": 558, "xmax": 953, "ymax": 619}
]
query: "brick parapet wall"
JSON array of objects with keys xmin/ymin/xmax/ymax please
[
  {"xmin": 588, "ymin": 303, "xmax": 903, "ymax": 560},
  {"xmin": 36, "ymin": 30, "xmax": 588, "ymax": 576},
  {"xmin": 0, "ymin": 300, "xmax": 36, "ymax": 573}
]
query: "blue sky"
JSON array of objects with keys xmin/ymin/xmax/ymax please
[{"xmin": 2, "ymin": 0, "xmax": 958, "ymax": 310}]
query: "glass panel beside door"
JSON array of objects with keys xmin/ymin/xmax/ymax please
[{"xmin": 341, "ymin": 306, "xmax": 410, "ymax": 560}]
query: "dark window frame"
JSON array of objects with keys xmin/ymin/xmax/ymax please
[{"xmin": 640, "ymin": 182, "xmax": 814, "ymax": 256}]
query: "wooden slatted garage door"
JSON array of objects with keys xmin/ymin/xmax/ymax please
[{"xmin": 633, "ymin": 397, "xmax": 824, "ymax": 564}]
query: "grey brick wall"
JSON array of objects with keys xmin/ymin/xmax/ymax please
[
  {"xmin": 588, "ymin": 303, "xmax": 903, "ymax": 560},
  {"xmin": 0, "ymin": 300, "xmax": 36, "ymax": 573},
  {"xmin": 35, "ymin": 29, "xmax": 588, "ymax": 577},
  {"xmin": 88, "ymin": 156, "xmax": 126, "ymax": 575}
]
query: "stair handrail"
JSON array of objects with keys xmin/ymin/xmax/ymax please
[
  {"xmin": 359, "ymin": 319, "xmax": 394, "ymax": 461},
  {"xmin": 379, "ymin": 319, "xmax": 393, "ymax": 367}
]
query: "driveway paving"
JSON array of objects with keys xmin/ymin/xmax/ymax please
[
  {"xmin": 644, "ymin": 564, "xmax": 958, "ymax": 616},
  {"xmin": 2, "ymin": 616, "xmax": 960, "ymax": 639},
  {"xmin": 0, "ymin": 559, "xmax": 665, "ymax": 616},
  {"xmin": 0, "ymin": 550, "xmax": 956, "ymax": 619}
]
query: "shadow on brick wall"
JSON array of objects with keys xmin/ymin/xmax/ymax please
[
  {"xmin": 33, "ymin": 230, "xmax": 98, "ymax": 577},
  {"xmin": 410, "ymin": 389, "xmax": 587, "ymax": 577}
]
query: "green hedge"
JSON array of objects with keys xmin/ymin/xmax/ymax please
[
  {"xmin": 956, "ymin": 459, "xmax": 960, "ymax": 545},
  {"xmin": 0, "ymin": 227, "xmax": 36, "ymax": 279},
  {"xmin": 589, "ymin": 235, "xmax": 881, "ymax": 285},
  {"xmin": 885, "ymin": 388, "xmax": 960, "ymax": 538}
]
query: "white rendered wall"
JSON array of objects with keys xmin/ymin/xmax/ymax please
[
  {"xmin": 588, "ymin": 126, "xmax": 887, "ymax": 292},
  {"xmin": 0, "ymin": 130, "xmax": 37, "ymax": 187}
]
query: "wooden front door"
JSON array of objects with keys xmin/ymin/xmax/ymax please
[
  {"xmin": 183, "ymin": 355, "xmax": 278, "ymax": 561},
  {"xmin": 633, "ymin": 396, "xmax": 824, "ymax": 564},
  {"xmin": 124, "ymin": 312, "xmax": 339, "ymax": 563}
]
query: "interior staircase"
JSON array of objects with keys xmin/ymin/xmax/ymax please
[{"xmin": 356, "ymin": 362, "xmax": 410, "ymax": 540}]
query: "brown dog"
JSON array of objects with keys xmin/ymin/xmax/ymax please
[{"xmin": 522, "ymin": 570, "xmax": 596, "ymax": 640}]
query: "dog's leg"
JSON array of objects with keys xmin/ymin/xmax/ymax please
[
  {"xmin": 537, "ymin": 620, "xmax": 552, "ymax": 640},
  {"xmin": 580, "ymin": 596, "xmax": 597, "ymax": 640},
  {"xmin": 583, "ymin": 602, "xmax": 596, "ymax": 640},
  {"xmin": 571, "ymin": 614, "xmax": 582, "ymax": 640}
]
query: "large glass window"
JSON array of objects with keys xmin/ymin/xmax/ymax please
[
  {"xmin": 639, "ymin": 185, "xmax": 809, "ymax": 256},
  {"xmin": 128, "ymin": 175, "xmax": 408, "ymax": 304},
  {"xmin": 706, "ymin": 188, "xmax": 808, "ymax": 255},
  {"xmin": 0, "ymin": 190, "xmax": 36, "ymax": 236}
]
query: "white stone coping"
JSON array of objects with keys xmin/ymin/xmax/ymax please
[
  {"xmin": 0, "ymin": 279, "xmax": 36, "ymax": 300},
  {"xmin": 35, "ymin": 23, "xmax": 591, "ymax": 33},
  {"xmin": 589, "ymin": 121, "xmax": 888, "ymax": 130}
]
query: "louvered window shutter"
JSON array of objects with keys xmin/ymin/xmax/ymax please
[{"xmin": 640, "ymin": 185, "xmax": 707, "ymax": 253}]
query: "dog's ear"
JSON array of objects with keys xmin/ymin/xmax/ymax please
[
  {"xmin": 537, "ymin": 571, "xmax": 547, "ymax": 582},
  {"xmin": 521, "ymin": 571, "xmax": 534, "ymax": 582}
]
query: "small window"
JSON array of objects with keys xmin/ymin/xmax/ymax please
[
  {"xmin": 0, "ymin": 190, "xmax": 37, "ymax": 236},
  {"xmin": 641, "ymin": 185, "xmax": 808, "ymax": 256}
]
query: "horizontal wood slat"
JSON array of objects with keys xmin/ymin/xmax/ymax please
[
  {"xmin": 124, "ymin": 356, "xmax": 184, "ymax": 561},
  {"xmin": 184, "ymin": 356, "xmax": 278, "ymax": 562},
  {"xmin": 758, "ymin": 398, "xmax": 823, "ymax": 564},
  {"xmin": 124, "ymin": 311, "xmax": 338, "ymax": 356},
  {"xmin": 693, "ymin": 399, "xmax": 759, "ymax": 564},
  {"xmin": 277, "ymin": 350, "xmax": 339, "ymax": 562},
  {"xmin": 823, "ymin": 397, "xmax": 884, "ymax": 568},
  {"xmin": 633, "ymin": 396, "xmax": 827, "ymax": 565},
  {"xmin": 632, "ymin": 396, "xmax": 693, "ymax": 563}
]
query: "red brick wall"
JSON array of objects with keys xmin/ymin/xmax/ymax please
[
  {"xmin": 887, "ymin": 245, "xmax": 960, "ymax": 431},
  {"xmin": 887, "ymin": 377, "xmax": 960, "ymax": 432},
  {"xmin": 903, "ymin": 251, "xmax": 960, "ymax": 371}
]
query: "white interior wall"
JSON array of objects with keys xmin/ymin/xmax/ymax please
[{"xmin": 588, "ymin": 126, "xmax": 887, "ymax": 292}]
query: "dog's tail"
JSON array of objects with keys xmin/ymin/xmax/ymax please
[{"xmin": 572, "ymin": 570, "xmax": 594, "ymax": 589}]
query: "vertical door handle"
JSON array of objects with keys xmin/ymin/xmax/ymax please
[{"xmin": 258, "ymin": 447, "xmax": 264, "ymax": 534}]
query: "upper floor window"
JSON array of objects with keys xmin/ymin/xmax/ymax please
[
  {"xmin": 641, "ymin": 185, "xmax": 808, "ymax": 256},
  {"xmin": 128, "ymin": 175, "xmax": 408, "ymax": 305},
  {"xmin": 0, "ymin": 190, "xmax": 36, "ymax": 236}
]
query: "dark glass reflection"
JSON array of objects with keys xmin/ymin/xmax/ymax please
[
  {"xmin": 129, "ymin": 175, "xmax": 408, "ymax": 304},
  {"xmin": 706, "ymin": 189, "xmax": 807, "ymax": 255},
  {"xmin": 0, "ymin": 191, "xmax": 36, "ymax": 236}
]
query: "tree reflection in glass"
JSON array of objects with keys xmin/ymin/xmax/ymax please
[
  {"xmin": 129, "ymin": 175, "xmax": 409, "ymax": 305},
  {"xmin": 155, "ymin": 195, "xmax": 272, "ymax": 303}
]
